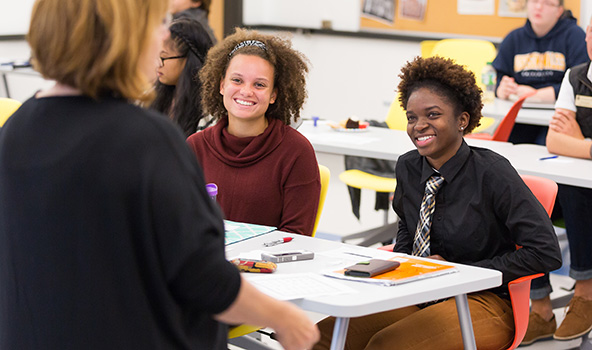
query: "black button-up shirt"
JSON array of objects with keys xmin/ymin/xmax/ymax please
[{"xmin": 393, "ymin": 141, "xmax": 562, "ymax": 290}]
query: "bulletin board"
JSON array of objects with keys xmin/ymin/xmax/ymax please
[{"xmin": 361, "ymin": 0, "xmax": 581, "ymax": 40}]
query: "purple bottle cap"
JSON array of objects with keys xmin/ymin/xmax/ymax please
[{"xmin": 206, "ymin": 183, "xmax": 218, "ymax": 196}]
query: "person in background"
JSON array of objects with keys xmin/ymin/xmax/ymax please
[
  {"xmin": 493, "ymin": 0, "xmax": 587, "ymax": 144},
  {"xmin": 313, "ymin": 56, "xmax": 562, "ymax": 350},
  {"xmin": 521, "ymin": 15, "xmax": 592, "ymax": 346},
  {"xmin": 170, "ymin": 0, "xmax": 217, "ymax": 44},
  {"xmin": 187, "ymin": 28, "xmax": 321, "ymax": 236},
  {"xmin": 0, "ymin": 0, "xmax": 319, "ymax": 349},
  {"xmin": 151, "ymin": 18, "xmax": 213, "ymax": 137}
]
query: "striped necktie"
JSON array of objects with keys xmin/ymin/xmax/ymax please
[{"xmin": 412, "ymin": 175, "xmax": 445, "ymax": 257}]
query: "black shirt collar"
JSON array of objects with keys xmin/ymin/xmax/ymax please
[{"xmin": 420, "ymin": 140, "xmax": 470, "ymax": 184}]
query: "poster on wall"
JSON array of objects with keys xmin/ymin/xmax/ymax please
[
  {"xmin": 362, "ymin": 0, "xmax": 396, "ymax": 24},
  {"xmin": 498, "ymin": 0, "xmax": 528, "ymax": 17},
  {"xmin": 457, "ymin": 0, "xmax": 494, "ymax": 15},
  {"xmin": 398, "ymin": 0, "xmax": 427, "ymax": 21}
]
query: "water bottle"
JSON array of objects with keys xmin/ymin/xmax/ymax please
[
  {"xmin": 205, "ymin": 183, "xmax": 218, "ymax": 201},
  {"xmin": 481, "ymin": 62, "xmax": 496, "ymax": 104}
]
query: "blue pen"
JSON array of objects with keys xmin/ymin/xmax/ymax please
[{"xmin": 539, "ymin": 155, "xmax": 558, "ymax": 161}]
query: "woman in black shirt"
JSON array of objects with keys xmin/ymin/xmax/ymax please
[{"xmin": 313, "ymin": 56, "xmax": 561, "ymax": 350}]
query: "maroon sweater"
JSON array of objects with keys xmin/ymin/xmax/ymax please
[{"xmin": 187, "ymin": 118, "xmax": 320, "ymax": 236}]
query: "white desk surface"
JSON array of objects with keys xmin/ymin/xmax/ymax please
[
  {"xmin": 505, "ymin": 144, "xmax": 592, "ymax": 189},
  {"xmin": 299, "ymin": 120, "xmax": 592, "ymax": 189},
  {"xmin": 482, "ymin": 98, "xmax": 554, "ymax": 127},
  {"xmin": 299, "ymin": 120, "xmax": 514, "ymax": 162},
  {"xmin": 228, "ymin": 231, "xmax": 502, "ymax": 318}
]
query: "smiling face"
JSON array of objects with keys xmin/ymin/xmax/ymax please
[
  {"xmin": 406, "ymin": 87, "xmax": 469, "ymax": 169},
  {"xmin": 220, "ymin": 54, "xmax": 277, "ymax": 126}
]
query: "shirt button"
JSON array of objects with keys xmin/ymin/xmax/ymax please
[{"xmin": 437, "ymin": 216, "xmax": 442, "ymax": 221}]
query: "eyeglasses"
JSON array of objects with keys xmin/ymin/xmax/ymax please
[
  {"xmin": 159, "ymin": 55, "xmax": 186, "ymax": 66},
  {"xmin": 528, "ymin": 0, "xmax": 561, "ymax": 7}
]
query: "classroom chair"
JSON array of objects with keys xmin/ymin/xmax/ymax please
[
  {"xmin": 465, "ymin": 94, "xmax": 530, "ymax": 142},
  {"xmin": 0, "ymin": 97, "xmax": 21, "ymax": 127},
  {"xmin": 227, "ymin": 164, "xmax": 331, "ymax": 349},
  {"xmin": 420, "ymin": 40, "xmax": 439, "ymax": 58},
  {"xmin": 338, "ymin": 97, "xmax": 402, "ymax": 247}
]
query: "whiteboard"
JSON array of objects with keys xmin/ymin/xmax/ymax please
[
  {"xmin": 0, "ymin": 0, "xmax": 35, "ymax": 36},
  {"xmin": 243, "ymin": 0, "xmax": 361, "ymax": 32}
]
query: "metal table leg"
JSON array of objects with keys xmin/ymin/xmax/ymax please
[
  {"xmin": 455, "ymin": 294, "xmax": 477, "ymax": 350},
  {"xmin": 330, "ymin": 317, "xmax": 350, "ymax": 350}
]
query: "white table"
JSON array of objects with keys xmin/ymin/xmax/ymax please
[
  {"xmin": 299, "ymin": 120, "xmax": 514, "ymax": 162},
  {"xmin": 504, "ymin": 144, "xmax": 592, "ymax": 189},
  {"xmin": 228, "ymin": 231, "xmax": 502, "ymax": 350},
  {"xmin": 298, "ymin": 120, "xmax": 592, "ymax": 189},
  {"xmin": 482, "ymin": 98, "xmax": 554, "ymax": 127}
]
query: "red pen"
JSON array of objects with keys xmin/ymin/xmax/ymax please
[{"xmin": 263, "ymin": 237, "xmax": 293, "ymax": 247}]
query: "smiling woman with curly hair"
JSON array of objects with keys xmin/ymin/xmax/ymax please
[
  {"xmin": 313, "ymin": 56, "xmax": 561, "ymax": 350},
  {"xmin": 187, "ymin": 28, "xmax": 320, "ymax": 236}
]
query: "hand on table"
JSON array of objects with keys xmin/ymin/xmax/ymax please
[{"xmin": 496, "ymin": 76, "xmax": 518, "ymax": 99}]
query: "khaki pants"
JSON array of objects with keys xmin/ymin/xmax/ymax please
[{"xmin": 313, "ymin": 291, "xmax": 514, "ymax": 350}]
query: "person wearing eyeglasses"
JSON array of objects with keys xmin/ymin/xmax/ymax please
[
  {"xmin": 493, "ymin": 0, "xmax": 587, "ymax": 144},
  {"xmin": 0, "ymin": 0, "xmax": 320, "ymax": 349},
  {"xmin": 151, "ymin": 18, "xmax": 214, "ymax": 137}
]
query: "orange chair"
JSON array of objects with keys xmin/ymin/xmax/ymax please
[
  {"xmin": 520, "ymin": 174, "xmax": 557, "ymax": 217},
  {"xmin": 505, "ymin": 273, "xmax": 544, "ymax": 349},
  {"xmin": 466, "ymin": 94, "xmax": 531, "ymax": 142}
]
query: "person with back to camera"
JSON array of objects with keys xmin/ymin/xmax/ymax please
[
  {"xmin": 0, "ymin": 0, "xmax": 320, "ymax": 349},
  {"xmin": 186, "ymin": 28, "xmax": 321, "ymax": 236},
  {"xmin": 493, "ymin": 0, "xmax": 588, "ymax": 144},
  {"xmin": 520, "ymin": 15, "xmax": 592, "ymax": 346},
  {"xmin": 312, "ymin": 56, "xmax": 562, "ymax": 350},
  {"xmin": 170, "ymin": 0, "xmax": 217, "ymax": 44},
  {"xmin": 151, "ymin": 18, "xmax": 214, "ymax": 137}
]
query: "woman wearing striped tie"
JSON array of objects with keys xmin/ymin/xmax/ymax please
[{"xmin": 313, "ymin": 56, "xmax": 562, "ymax": 350}]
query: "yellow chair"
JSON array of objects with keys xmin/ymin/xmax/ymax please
[
  {"xmin": 227, "ymin": 164, "xmax": 330, "ymax": 344},
  {"xmin": 420, "ymin": 40, "xmax": 439, "ymax": 58},
  {"xmin": 338, "ymin": 97, "xmax": 402, "ymax": 247},
  {"xmin": 0, "ymin": 97, "xmax": 21, "ymax": 127},
  {"xmin": 428, "ymin": 39, "xmax": 498, "ymax": 134}
]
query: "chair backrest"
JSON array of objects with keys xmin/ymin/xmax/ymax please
[
  {"xmin": 520, "ymin": 174, "xmax": 558, "ymax": 217},
  {"xmin": 0, "ymin": 98, "xmax": 22, "ymax": 127},
  {"xmin": 312, "ymin": 164, "xmax": 330, "ymax": 237},
  {"xmin": 430, "ymin": 39, "xmax": 497, "ymax": 90},
  {"xmin": 491, "ymin": 94, "xmax": 530, "ymax": 142},
  {"xmin": 385, "ymin": 95, "xmax": 407, "ymax": 131},
  {"xmin": 506, "ymin": 273, "xmax": 545, "ymax": 350},
  {"xmin": 420, "ymin": 40, "xmax": 439, "ymax": 57}
]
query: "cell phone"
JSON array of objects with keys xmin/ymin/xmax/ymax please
[{"xmin": 261, "ymin": 250, "xmax": 314, "ymax": 263}]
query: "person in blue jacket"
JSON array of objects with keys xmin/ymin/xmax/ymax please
[{"xmin": 493, "ymin": 0, "xmax": 587, "ymax": 144}]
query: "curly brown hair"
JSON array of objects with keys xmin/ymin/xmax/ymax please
[
  {"xmin": 199, "ymin": 28, "xmax": 309, "ymax": 125},
  {"xmin": 397, "ymin": 56, "xmax": 483, "ymax": 134}
]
